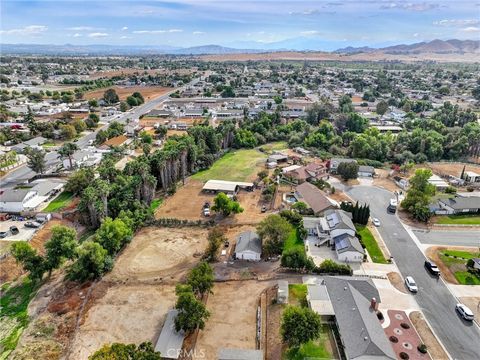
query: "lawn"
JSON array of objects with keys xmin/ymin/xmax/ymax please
[
  {"xmin": 260, "ymin": 141, "xmax": 288, "ymax": 152},
  {"xmin": 436, "ymin": 214, "xmax": 480, "ymax": 225},
  {"xmin": 43, "ymin": 191, "xmax": 74, "ymax": 212},
  {"xmin": 355, "ymin": 225, "xmax": 388, "ymax": 264},
  {"xmin": 0, "ymin": 278, "xmax": 40, "ymax": 359},
  {"xmin": 439, "ymin": 249, "xmax": 480, "ymax": 285},
  {"xmin": 149, "ymin": 198, "xmax": 163, "ymax": 212},
  {"xmin": 283, "ymin": 229, "xmax": 305, "ymax": 254},
  {"xmin": 191, "ymin": 148, "xmax": 267, "ymax": 182},
  {"xmin": 288, "ymin": 284, "xmax": 307, "ymax": 308},
  {"xmin": 283, "ymin": 325, "xmax": 333, "ymax": 360}
]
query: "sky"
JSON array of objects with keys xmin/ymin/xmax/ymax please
[{"xmin": 1, "ymin": 0, "xmax": 480, "ymax": 50}]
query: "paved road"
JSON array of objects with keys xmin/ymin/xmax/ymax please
[
  {"xmin": 1, "ymin": 78, "xmax": 200, "ymax": 189},
  {"xmin": 413, "ymin": 229, "xmax": 480, "ymax": 247},
  {"xmin": 346, "ymin": 185, "xmax": 480, "ymax": 360}
]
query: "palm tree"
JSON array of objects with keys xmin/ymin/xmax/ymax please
[{"xmin": 58, "ymin": 142, "xmax": 79, "ymax": 170}]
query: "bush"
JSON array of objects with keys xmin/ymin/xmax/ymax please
[
  {"xmin": 356, "ymin": 159, "xmax": 384, "ymax": 168},
  {"xmin": 445, "ymin": 186, "xmax": 457, "ymax": 194},
  {"xmin": 400, "ymin": 322, "xmax": 410, "ymax": 329},
  {"xmin": 399, "ymin": 352, "xmax": 409, "ymax": 360},
  {"xmin": 389, "ymin": 336, "xmax": 398, "ymax": 343},
  {"xmin": 418, "ymin": 344, "xmax": 428, "ymax": 354},
  {"xmin": 314, "ymin": 259, "xmax": 353, "ymax": 275},
  {"xmin": 281, "ymin": 248, "xmax": 315, "ymax": 271}
]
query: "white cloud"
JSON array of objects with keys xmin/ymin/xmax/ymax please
[
  {"xmin": 301, "ymin": 30, "xmax": 320, "ymax": 36},
  {"xmin": 120, "ymin": 35, "xmax": 132, "ymax": 39},
  {"xmin": 121, "ymin": 26, "xmax": 128, "ymax": 31},
  {"xmin": 433, "ymin": 19, "xmax": 480, "ymax": 26},
  {"xmin": 413, "ymin": 33, "xmax": 419, "ymax": 37},
  {"xmin": 133, "ymin": 29, "xmax": 183, "ymax": 34},
  {"xmin": 462, "ymin": 26, "xmax": 480, "ymax": 32},
  {"xmin": 67, "ymin": 26, "xmax": 99, "ymax": 31},
  {"xmin": 0, "ymin": 25, "xmax": 47, "ymax": 36},
  {"xmin": 73, "ymin": 33, "xmax": 82, "ymax": 38},
  {"xmin": 193, "ymin": 31, "xmax": 205, "ymax": 35},
  {"xmin": 380, "ymin": 2, "xmax": 440, "ymax": 12},
  {"xmin": 88, "ymin": 32, "xmax": 109, "ymax": 38}
]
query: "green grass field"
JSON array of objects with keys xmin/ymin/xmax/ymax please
[
  {"xmin": 288, "ymin": 284, "xmax": 307, "ymax": 308},
  {"xmin": 0, "ymin": 279, "xmax": 40, "ymax": 358},
  {"xmin": 283, "ymin": 325, "xmax": 333, "ymax": 360},
  {"xmin": 355, "ymin": 225, "xmax": 388, "ymax": 264},
  {"xmin": 442, "ymin": 250, "xmax": 479, "ymax": 259},
  {"xmin": 283, "ymin": 229, "xmax": 304, "ymax": 254},
  {"xmin": 43, "ymin": 191, "xmax": 74, "ymax": 212},
  {"xmin": 260, "ymin": 141, "xmax": 288, "ymax": 152},
  {"xmin": 436, "ymin": 214, "xmax": 480, "ymax": 225},
  {"xmin": 440, "ymin": 250, "xmax": 480, "ymax": 285},
  {"xmin": 191, "ymin": 148, "xmax": 267, "ymax": 182}
]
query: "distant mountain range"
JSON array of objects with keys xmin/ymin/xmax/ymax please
[{"xmin": 1, "ymin": 39, "xmax": 478, "ymax": 56}]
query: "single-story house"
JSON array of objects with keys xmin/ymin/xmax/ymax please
[
  {"xmin": 0, "ymin": 188, "xmax": 38, "ymax": 213},
  {"xmin": 358, "ymin": 165, "xmax": 375, "ymax": 177},
  {"xmin": 294, "ymin": 182, "xmax": 337, "ymax": 215},
  {"xmin": 145, "ymin": 109, "xmax": 173, "ymax": 118},
  {"xmin": 100, "ymin": 135, "xmax": 130, "ymax": 149},
  {"xmin": 464, "ymin": 171, "xmax": 480, "ymax": 183},
  {"xmin": 329, "ymin": 158, "xmax": 357, "ymax": 173},
  {"xmin": 333, "ymin": 233, "xmax": 365, "ymax": 263},
  {"xmin": 31, "ymin": 180, "xmax": 64, "ymax": 197},
  {"xmin": 11, "ymin": 136, "xmax": 47, "ymax": 153},
  {"xmin": 63, "ymin": 150, "xmax": 102, "ymax": 170},
  {"xmin": 283, "ymin": 162, "xmax": 328, "ymax": 183},
  {"xmin": 154, "ymin": 309, "xmax": 185, "ymax": 359},
  {"xmin": 428, "ymin": 174, "xmax": 449, "ymax": 190},
  {"xmin": 321, "ymin": 276, "xmax": 396, "ymax": 360},
  {"xmin": 218, "ymin": 348, "xmax": 264, "ymax": 360},
  {"xmin": 294, "ymin": 147, "xmax": 311, "ymax": 156},
  {"xmin": 202, "ymin": 180, "xmax": 254, "ymax": 195},
  {"xmin": 438, "ymin": 196, "xmax": 480, "ymax": 215},
  {"xmin": 267, "ymin": 153, "xmax": 288, "ymax": 163},
  {"xmin": 307, "ymin": 283, "xmax": 334, "ymax": 320},
  {"xmin": 324, "ymin": 209, "xmax": 356, "ymax": 240},
  {"xmin": 235, "ymin": 231, "xmax": 262, "ymax": 261}
]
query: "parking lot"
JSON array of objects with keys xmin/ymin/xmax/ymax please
[{"xmin": 0, "ymin": 219, "xmax": 40, "ymax": 241}]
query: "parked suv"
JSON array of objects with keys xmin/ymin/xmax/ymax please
[
  {"xmin": 9, "ymin": 226, "xmax": 19, "ymax": 235},
  {"xmin": 424, "ymin": 260, "xmax": 440, "ymax": 276},
  {"xmin": 456, "ymin": 303, "xmax": 474, "ymax": 321}
]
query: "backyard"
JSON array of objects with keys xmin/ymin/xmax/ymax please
[
  {"xmin": 43, "ymin": 192, "xmax": 74, "ymax": 212},
  {"xmin": 283, "ymin": 230, "xmax": 305, "ymax": 255},
  {"xmin": 438, "ymin": 249, "xmax": 480, "ymax": 285},
  {"xmin": 435, "ymin": 214, "xmax": 480, "ymax": 225},
  {"xmin": 191, "ymin": 148, "xmax": 267, "ymax": 182},
  {"xmin": 356, "ymin": 225, "xmax": 388, "ymax": 264}
]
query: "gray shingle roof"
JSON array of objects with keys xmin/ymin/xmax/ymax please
[
  {"xmin": 235, "ymin": 231, "xmax": 262, "ymax": 255},
  {"xmin": 324, "ymin": 276, "xmax": 395, "ymax": 360},
  {"xmin": 334, "ymin": 233, "xmax": 365, "ymax": 255},
  {"xmin": 295, "ymin": 182, "xmax": 336, "ymax": 215},
  {"xmin": 439, "ymin": 196, "xmax": 480, "ymax": 210},
  {"xmin": 324, "ymin": 209, "xmax": 356, "ymax": 232},
  {"xmin": 0, "ymin": 189, "xmax": 34, "ymax": 202}
]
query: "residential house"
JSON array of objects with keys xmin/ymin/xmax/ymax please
[
  {"xmin": 63, "ymin": 150, "xmax": 102, "ymax": 170},
  {"xmin": 464, "ymin": 171, "xmax": 480, "ymax": 183},
  {"xmin": 329, "ymin": 158, "xmax": 357, "ymax": 173},
  {"xmin": 145, "ymin": 109, "xmax": 173, "ymax": 118},
  {"xmin": 307, "ymin": 283, "xmax": 334, "ymax": 320},
  {"xmin": 11, "ymin": 136, "xmax": 47, "ymax": 153},
  {"xmin": 0, "ymin": 188, "xmax": 38, "ymax": 213},
  {"xmin": 294, "ymin": 182, "xmax": 337, "ymax": 215},
  {"xmin": 358, "ymin": 165, "xmax": 375, "ymax": 177},
  {"xmin": 333, "ymin": 233, "xmax": 365, "ymax": 263},
  {"xmin": 283, "ymin": 162, "xmax": 328, "ymax": 184},
  {"xmin": 235, "ymin": 231, "xmax": 262, "ymax": 261},
  {"xmin": 438, "ymin": 196, "xmax": 480, "ymax": 215},
  {"xmin": 320, "ymin": 276, "xmax": 396, "ymax": 360},
  {"xmin": 100, "ymin": 135, "xmax": 130, "ymax": 150}
]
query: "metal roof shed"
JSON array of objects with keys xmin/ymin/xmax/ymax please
[
  {"xmin": 154, "ymin": 309, "xmax": 185, "ymax": 359},
  {"xmin": 218, "ymin": 348, "xmax": 264, "ymax": 360}
]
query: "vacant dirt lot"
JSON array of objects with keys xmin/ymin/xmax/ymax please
[
  {"xmin": 84, "ymin": 86, "xmax": 170, "ymax": 101},
  {"xmin": 68, "ymin": 283, "xmax": 176, "ymax": 360},
  {"xmin": 426, "ymin": 162, "xmax": 480, "ymax": 178},
  {"xmin": 109, "ymin": 226, "xmax": 209, "ymax": 282},
  {"xmin": 156, "ymin": 179, "xmax": 269, "ymax": 224},
  {"xmin": 410, "ymin": 311, "xmax": 449, "ymax": 360},
  {"xmin": 194, "ymin": 280, "xmax": 273, "ymax": 359}
]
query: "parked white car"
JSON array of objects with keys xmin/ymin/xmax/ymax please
[
  {"xmin": 405, "ymin": 276, "xmax": 418, "ymax": 293},
  {"xmin": 455, "ymin": 303, "xmax": 474, "ymax": 321},
  {"xmin": 372, "ymin": 218, "xmax": 381, "ymax": 227}
]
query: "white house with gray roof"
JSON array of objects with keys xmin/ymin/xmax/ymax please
[
  {"xmin": 235, "ymin": 231, "xmax": 261, "ymax": 261},
  {"xmin": 0, "ymin": 188, "xmax": 38, "ymax": 213},
  {"xmin": 438, "ymin": 196, "xmax": 480, "ymax": 215}
]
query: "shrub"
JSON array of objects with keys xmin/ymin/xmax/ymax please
[
  {"xmin": 418, "ymin": 344, "xmax": 428, "ymax": 354},
  {"xmin": 314, "ymin": 259, "xmax": 353, "ymax": 275},
  {"xmin": 400, "ymin": 322, "xmax": 410, "ymax": 329},
  {"xmin": 389, "ymin": 336, "xmax": 398, "ymax": 343},
  {"xmin": 399, "ymin": 352, "xmax": 409, "ymax": 360}
]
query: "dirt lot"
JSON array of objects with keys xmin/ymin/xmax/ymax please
[
  {"xmin": 410, "ymin": 311, "xmax": 449, "ymax": 360},
  {"xmin": 194, "ymin": 280, "xmax": 273, "ymax": 359},
  {"xmin": 84, "ymin": 86, "xmax": 170, "ymax": 101},
  {"xmin": 68, "ymin": 283, "xmax": 176, "ymax": 360},
  {"xmin": 90, "ymin": 68, "xmax": 194, "ymax": 79},
  {"xmin": 372, "ymin": 168, "xmax": 402, "ymax": 192},
  {"xmin": 156, "ymin": 179, "xmax": 269, "ymax": 225},
  {"xmin": 108, "ymin": 226, "xmax": 209, "ymax": 282},
  {"xmin": 387, "ymin": 272, "xmax": 408, "ymax": 294},
  {"xmin": 425, "ymin": 162, "xmax": 480, "ymax": 179}
]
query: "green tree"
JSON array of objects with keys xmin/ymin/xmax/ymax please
[
  {"xmin": 95, "ymin": 217, "xmax": 132, "ymax": 255},
  {"xmin": 203, "ymin": 227, "xmax": 226, "ymax": 262},
  {"xmin": 257, "ymin": 214, "xmax": 293, "ymax": 257},
  {"xmin": 120, "ymin": 101, "xmax": 129, "ymax": 112},
  {"xmin": 88, "ymin": 99, "xmax": 98, "ymax": 108},
  {"xmin": 104, "ymin": 88, "xmax": 119, "ymax": 104},
  {"xmin": 126, "ymin": 96, "xmax": 139, "ymax": 107},
  {"xmin": 89, "ymin": 342, "xmax": 161, "ymax": 360},
  {"xmin": 211, "ymin": 192, "xmax": 243, "ymax": 216},
  {"xmin": 337, "ymin": 161, "xmax": 359, "ymax": 181},
  {"xmin": 65, "ymin": 167, "xmax": 95, "ymax": 195},
  {"xmin": 11, "ymin": 242, "xmax": 46, "ymax": 281},
  {"xmin": 376, "ymin": 100, "xmax": 389, "ymax": 115},
  {"xmin": 59, "ymin": 124, "xmax": 77, "ymax": 140},
  {"xmin": 339, "ymin": 95, "xmax": 354, "ymax": 113},
  {"xmin": 401, "ymin": 168, "xmax": 435, "ymax": 222},
  {"xmin": 58, "ymin": 142, "xmax": 79, "ymax": 169},
  {"xmin": 291, "ymin": 201, "xmax": 308, "ymax": 214},
  {"xmin": 67, "ymin": 241, "xmax": 112, "ymax": 282},
  {"xmin": 187, "ymin": 262, "xmax": 214, "ymax": 296},
  {"xmin": 281, "ymin": 248, "xmax": 315, "ymax": 271},
  {"xmin": 25, "ymin": 147, "xmax": 47, "ymax": 174},
  {"xmin": 44, "ymin": 225, "xmax": 77, "ymax": 274},
  {"xmin": 281, "ymin": 306, "xmax": 322, "ymax": 347},
  {"xmin": 174, "ymin": 285, "xmax": 210, "ymax": 334}
]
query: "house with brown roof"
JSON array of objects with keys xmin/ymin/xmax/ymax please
[
  {"xmin": 294, "ymin": 182, "xmax": 337, "ymax": 215},
  {"xmin": 99, "ymin": 135, "xmax": 130, "ymax": 149},
  {"xmin": 283, "ymin": 161, "xmax": 328, "ymax": 184}
]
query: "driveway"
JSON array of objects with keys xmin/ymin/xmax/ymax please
[
  {"xmin": 346, "ymin": 185, "xmax": 480, "ymax": 360},
  {"xmin": 412, "ymin": 229, "xmax": 480, "ymax": 247}
]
